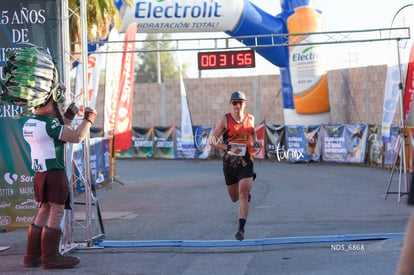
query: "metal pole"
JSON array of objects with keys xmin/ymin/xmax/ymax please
[
  {"xmin": 157, "ymin": 41, "xmax": 161, "ymax": 84},
  {"xmin": 396, "ymin": 38, "xmax": 408, "ymax": 203},
  {"xmin": 80, "ymin": 0, "xmax": 93, "ymax": 244}
]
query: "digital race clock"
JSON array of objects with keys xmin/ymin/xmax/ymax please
[{"xmin": 197, "ymin": 50, "xmax": 255, "ymax": 70}]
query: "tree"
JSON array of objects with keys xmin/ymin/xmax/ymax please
[
  {"xmin": 68, "ymin": 0, "xmax": 133, "ymax": 60},
  {"xmin": 135, "ymin": 33, "xmax": 187, "ymax": 83}
]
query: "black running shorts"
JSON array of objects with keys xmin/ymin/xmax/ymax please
[{"xmin": 223, "ymin": 162, "xmax": 254, "ymax": 186}]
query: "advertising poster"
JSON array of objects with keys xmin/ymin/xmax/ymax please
[
  {"xmin": 384, "ymin": 125, "xmax": 399, "ymax": 166},
  {"xmin": 344, "ymin": 124, "xmax": 368, "ymax": 163},
  {"xmin": 175, "ymin": 127, "xmax": 195, "ymax": 159},
  {"xmin": 367, "ymin": 124, "xmax": 383, "ymax": 166},
  {"xmin": 0, "ymin": 0, "xmax": 63, "ymax": 230},
  {"xmin": 285, "ymin": 125, "xmax": 321, "ymax": 163},
  {"xmin": 321, "ymin": 124, "xmax": 346, "ymax": 162},
  {"xmin": 153, "ymin": 126, "xmax": 175, "ymax": 159},
  {"xmin": 193, "ymin": 126, "xmax": 213, "ymax": 159},
  {"xmin": 131, "ymin": 127, "xmax": 154, "ymax": 158},
  {"xmin": 264, "ymin": 125, "xmax": 286, "ymax": 161},
  {"xmin": 322, "ymin": 124, "xmax": 367, "ymax": 163}
]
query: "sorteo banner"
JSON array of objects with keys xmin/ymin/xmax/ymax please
[
  {"xmin": 121, "ymin": 0, "xmax": 244, "ymax": 33},
  {"xmin": 153, "ymin": 126, "xmax": 175, "ymax": 159},
  {"xmin": 0, "ymin": 0, "xmax": 63, "ymax": 230},
  {"xmin": 114, "ymin": 23, "xmax": 137, "ymax": 150}
]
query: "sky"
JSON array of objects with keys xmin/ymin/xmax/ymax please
[{"xmin": 175, "ymin": 0, "xmax": 414, "ymax": 78}]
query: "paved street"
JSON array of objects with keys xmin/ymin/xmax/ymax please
[{"xmin": 1, "ymin": 159, "xmax": 412, "ymax": 274}]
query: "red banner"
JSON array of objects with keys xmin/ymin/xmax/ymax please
[
  {"xmin": 114, "ymin": 23, "xmax": 137, "ymax": 150},
  {"xmin": 253, "ymin": 124, "xmax": 265, "ymax": 159},
  {"xmin": 404, "ymin": 43, "xmax": 414, "ymax": 121}
]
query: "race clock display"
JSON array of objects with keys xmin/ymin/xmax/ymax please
[{"xmin": 197, "ymin": 50, "xmax": 255, "ymax": 70}]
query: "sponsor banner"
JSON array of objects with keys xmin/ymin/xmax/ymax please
[
  {"xmin": 285, "ymin": 125, "xmax": 321, "ymax": 162},
  {"xmin": 104, "ymin": 28, "xmax": 123, "ymax": 137},
  {"xmin": 114, "ymin": 23, "xmax": 137, "ymax": 150},
  {"xmin": 408, "ymin": 127, "xmax": 414, "ymax": 172},
  {"xmin": 131, "ymin": 127, "xmax": 154, "ymax": 158},
  {"xmin": 117, "ymin": 145, "xmax": 133, "ymax": 158},
  {"xmin": 405, "ymin": 43, "xmax": 414, "ymax": 121},
  {"xmin": 383, "ymin": 125, "xmax": 400, "ymax": 166},
  {"xmin": 0, "ymin": 0, "xmax": 64, "ymax": 79},
  {"xmin": 179, "ymin": 71, "xmax": 195, "ymax": 159},
  {"xmin": 0, "ymin": 120, "xmax": 37, "ymax": 229},
  {"xmin": 322, "ymin": 124, "xmax": 367, "ymax": 163},
  {"xmin": 72, "ymin": 138, "xmax": 111, "ymax": 193},
  {"xmin": 381, "ymin": 64, "xmax": 403, "ymax": 143},
  {"xmin": 95, "ymin": 138, "xmax": 111, "ymax": 185},
  {"xmin": 72, "ymin": 143, "xmax": 85, "ymax": 193},
  {"xmin": 264, "ymin": 125, "xmax": 286, "ymax": 161},
  {"xmin": 0, "ymin": 0, "xmax": 62, "ymax": 230},
  {"xmin": 153, "ymin": 126, "xmax": 175, "ymax": 159},
  {"xmin": 367, "ymin": 124, "xmax": 383, "ymax": 165},
  {"xmin": 345, "ymin": 124, "xmax": 368, "ymax": 163},
  {"xmin": 74, "ymin": 51, "xmax": 102, "ymax": 119},
  {"xmin": 252, "ymin": 124, "xmax": 265, "ymax": 160},
  {"xmin": 121, "ymin": 0, "xmax": 244, "ymax": 33},
  {"xmin": 193, "ymin": 126, "xmax": 213, "ymax": 159},
  {"xmin": 321, "ymin": 124, "xmax": 346, "ymax": 162},
  {"xmin": 175, "ymin": 127, "xmax": 195, "ymax": 159}
]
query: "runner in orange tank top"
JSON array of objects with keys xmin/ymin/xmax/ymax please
[{"xmin": 210, "ymin": 91, "xmax": 260, "ymax": 241}]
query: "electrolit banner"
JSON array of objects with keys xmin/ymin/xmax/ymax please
[
  {"xmin": 284, "ymin": 3, "xmax": 330, "ymax": 125},
  {"xmin": 121, "ymin": 0, "xmax": 244, "ymax": 32},
  {"xmin": 117, "ymin": 0, "xmax": 329, "ymax": 125}
]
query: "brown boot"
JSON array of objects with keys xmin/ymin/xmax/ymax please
[
  {"xmin": 41, "ymin": 226, "xmax": 80, "ymax": 269},
  {"xmin": 23, "ymin": 223, "xmax": 42, "ymax": 267}
]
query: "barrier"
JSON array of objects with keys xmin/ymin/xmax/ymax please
[
  {"xmin": 94, "ymin": 233, "xmax": 404, "ymax": 248},
  {"xmin": 112, "ymin": 124, "xmax": 411, "ymax": 168}
]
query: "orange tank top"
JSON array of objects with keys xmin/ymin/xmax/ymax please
[{"xmin": 223, "ymin": 113, "xmax": 253, "ymax": 159}]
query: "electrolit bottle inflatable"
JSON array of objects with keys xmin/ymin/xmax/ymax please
[{"xmin": 287, "ymin": 5, "xmax": 330, "ymax": 116}]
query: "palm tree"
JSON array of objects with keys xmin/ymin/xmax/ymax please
[{"xmin": 68, "ymin": 0, "xmax": 133, "ymax": 56}]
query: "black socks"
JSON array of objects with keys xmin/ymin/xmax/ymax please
[{"xmin": 238, "ymin": 218, "xmax": 246, "ymax": 232}]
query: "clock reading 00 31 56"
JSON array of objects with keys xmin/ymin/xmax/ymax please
[{"xmin": 198, "ymin": 50, "xmax": 256, "ymax": 70}]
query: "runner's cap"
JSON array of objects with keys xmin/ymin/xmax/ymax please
[{"xmin": 230, "ymin": 91, "xmax": 246, "ymax": 101}]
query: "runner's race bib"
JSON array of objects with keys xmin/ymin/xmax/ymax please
[{"xmin": 227, "ymin": 142, "xmax": 246, "ymax": 156}]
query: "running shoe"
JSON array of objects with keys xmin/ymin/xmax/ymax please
[{"xmin": 235, "ymin": 230, "xmax": 244, "ymax": 241}]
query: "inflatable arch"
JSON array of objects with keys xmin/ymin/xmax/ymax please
[{"xmin": 120, "ymin": 0, "xmax": 330, "ymax": 125}]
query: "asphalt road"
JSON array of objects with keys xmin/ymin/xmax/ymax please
[{"xmin": 1, "ymin": 159, "xmax": 412, "ymax": 275}]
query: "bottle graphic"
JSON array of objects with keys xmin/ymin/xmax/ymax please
[{"xmin": 287, "ymin": 6, "xmax": 330, "ymax": 115}]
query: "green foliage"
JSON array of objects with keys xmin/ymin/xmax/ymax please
[{"xmin": 135, "ymin": 33, "xmax": 187, "ymax": 83}]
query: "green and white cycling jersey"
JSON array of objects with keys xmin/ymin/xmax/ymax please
[{"xmin": 22, "ymin": 115, "xmax": 65, "ymax": 172}]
